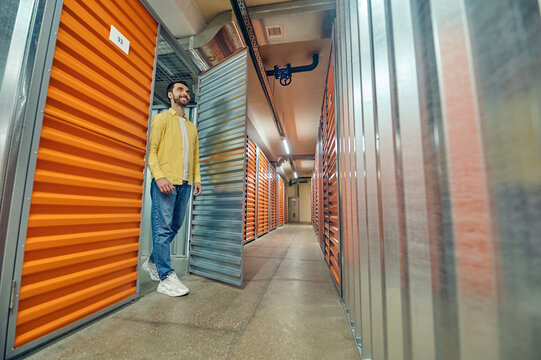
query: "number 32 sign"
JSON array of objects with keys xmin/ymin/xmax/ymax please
[{"xmin": 109, "ymin": 24, "xmax": 130, "ymax": 55}]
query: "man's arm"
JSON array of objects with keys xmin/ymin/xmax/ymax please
[{"xmin": 148, "ymin": 116, "xmax": 174, "ymax": 194}]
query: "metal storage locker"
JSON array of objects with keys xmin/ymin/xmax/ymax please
[
  {"xmin": 277, "ymin": 176, "xmax": 282, "ymax": 227},
  {"xmin": 321, "ymin": 52, "xmax": 340, "ymax": 287},
  {"xmin": 278, "ymin": 175, "xmax": 285, "ymax": 227},
  {"xmin": 311, "ymin": 168, "xmax": 319, "ymax": 236},
  {"xmin": 256, "ymin": 148, "xmax": 269, "ymax": 236},
  {"xmin": 244, "ymin": 137, "xmax": 257, "ymax": 243},
  {"xmin": 314, "ymin": 126, "xmax": 324, "ymax": 253},
  {"xmin": 269, "ymin": 164, "xmax": 277, "ymax": 231},
  {"xmin": 283, "ymin": 178, "xmax": 287, "ymax": 225},
  {"xmin": 4, "ymin": 0, "xmax": 158, "ymax": 355}
]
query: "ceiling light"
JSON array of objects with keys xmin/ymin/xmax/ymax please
[
  {"xmin": 282, "ymin": 138, "xmax": 290, "ymax": 154},
  {"xmin": 294, "ymin": 172, "xmax": 298, "ymax": 179}
]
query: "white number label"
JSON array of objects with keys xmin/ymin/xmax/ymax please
[{"xmin": 109, "ymin": 25, "xmax": 130, "ymax": 55}]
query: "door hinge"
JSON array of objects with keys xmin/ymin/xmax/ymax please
[{"xmin": 9, "ymin": 280, "xmax": 16, "ymax": 310}]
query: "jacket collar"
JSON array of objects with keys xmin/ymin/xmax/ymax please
[{"xmin": 168, "ymin": 108, "xmax": 188, "ymax": 120}]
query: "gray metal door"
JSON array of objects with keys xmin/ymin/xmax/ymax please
[
  {"xmin": 189, "ymin": 50, "xmax": 248, "ymax": 286},
  {"xmin": 288, "ymin": 197, "xmax": 299, "ymax": 223}
]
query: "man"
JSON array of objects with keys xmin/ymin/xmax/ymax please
[{"xmin": 143, "ymin": 80, "xmax": 202, "ymax": 297}]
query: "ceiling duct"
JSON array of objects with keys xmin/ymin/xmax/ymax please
[
  {"xmin": 197, "ymin": 23, "xmax": 245, "ymax": 66},
  {"xmin": 177, "ymin": 0, "xmax": 335, "ymax": 69},
  {"xmin": 178, "ymin": 12, "xmax": 245, "ymax": 69}
]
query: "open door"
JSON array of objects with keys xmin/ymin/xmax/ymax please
[{"xmin": 189, "ymin": 50, "xmax": 248, "ymax": 286}]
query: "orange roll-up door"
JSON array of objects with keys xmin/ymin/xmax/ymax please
[
  {"xmin": 269, "ymin": 165, "xmax": 277, "ymax": 231},
  {"xmin": 257, "ymin": 150, "xmax": 269, "ymax": 236},
  {"xmin": 14, "ymin": 0, "xmax": 157, "ymax": 348},
  {"xmin": 312, "ymin": 169, "xmax": 318, "ymax": 234},
  {"xmin": 283, "ymin": 176, "xmax": 286, "ymax": 226},
  {"xmin": 244, "ymin": 138, "xmax": 257, "ymax": 242},
  {"xmin": 322, "ymin": 55, "xmax": 340, "ymax": 286},
  {"xmin": 278, "ymin": 176, "xmax": 284, "ymax": 226}
]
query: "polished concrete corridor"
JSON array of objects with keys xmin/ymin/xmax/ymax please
[{"xmin": 25, "ymin": 224, "xmax": 360, "ymax": 359}]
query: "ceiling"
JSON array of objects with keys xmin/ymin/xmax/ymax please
[
  {"xmin": 145, "ymin": 0, "xmax": 335, "ymax": 179},
  {"xmin": 193, "ymin": 0, "xmax": 292, "ymax": 24}
]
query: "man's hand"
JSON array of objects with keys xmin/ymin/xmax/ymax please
[
  {"xmin": 156, "ymin": 178, "xmax": 174, "ymax": 194},
  {"xmin": 194, "ymin": 182, "xmax": 202, "ymax": 196}
]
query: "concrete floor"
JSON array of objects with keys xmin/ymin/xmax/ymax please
[{"xmin": 25, "ymin": 224, "xmax": 360, "ymax": 360}]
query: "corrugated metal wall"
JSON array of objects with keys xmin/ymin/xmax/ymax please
[
  {"xmin": 324, "ymin": 0, "xmax": 541, "ymax": 359},
  {"xmin": 10, "ymin": 0, "xmax": 157, "ymax": 350},
  {"xmin": 244, "ymin": 137, "xmax": 257, "ymax": 243},
  {"xmin": 189, "ymin": 50, "xmax": 248, "ymax": 287}
]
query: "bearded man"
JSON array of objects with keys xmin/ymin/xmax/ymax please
[{"xmin": 143, "ymin": 80, "xmax": 202, "ymax": 297}]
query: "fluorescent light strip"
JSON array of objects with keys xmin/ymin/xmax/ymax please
[{"xmin": 282, "ymin": 138, "xmax": 290, "ymax": 154}]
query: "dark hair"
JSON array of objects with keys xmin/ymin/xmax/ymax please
[{"xmin": 166, "ymin": 80, "xmax": 190, "ymax": 95}]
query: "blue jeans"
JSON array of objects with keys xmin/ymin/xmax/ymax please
[{"xmin": 149, "ymin": 179, "xmax": 191, "ymax": 280}]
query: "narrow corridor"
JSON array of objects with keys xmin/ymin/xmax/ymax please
[{"xmin": 24, "ymin": 225, "xmax": 360, "ymax": 359}]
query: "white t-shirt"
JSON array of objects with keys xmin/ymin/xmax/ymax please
[{"xmin": 179, "ymin": 116, "xmax": 190, "ymax": 181}]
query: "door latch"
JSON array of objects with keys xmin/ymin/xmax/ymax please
[{"xmin": 9, "ymin": 280, "xmax": 16, "ymax": 310}]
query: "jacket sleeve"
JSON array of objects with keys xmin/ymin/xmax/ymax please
[
  {"xmin": 147, "ymin": 115, "xmax": 166, "ymax": 180},
  {"xmin": 193, "ymin": 131, "xmax": 201, "ymax": 183}
]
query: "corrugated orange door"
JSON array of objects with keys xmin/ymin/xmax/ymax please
[
  {"xmin": 14, "ymin": 0, "xmax": 157, "ymax": 348},
  {"xmin": 278, "ymin": 173, "xmax": 282, "ymax": 226},
  {"xmin": 269, "ymin": 165, "xmax": 276, "ymax": 231},
  {"xmin": 278, "ymin": 176, "xmax": 284, "ymax": 226},
  {"xmin": 257, "ymin": 150, "xmax": 269, "ymax": 236},
  {"xmin": 312, "ymin": 168, "xmax": 318, "ymax": 235},
  {"xmin": 323, "ymin": 55, "xmax": 340, "ymax": 286},
  {"xmin": 283, "ymin": 177, "xmax": 286, "ymax": 226},
  {"xmin": 244, "ymin": 138, "xmax": 257, "ymax": 242}
]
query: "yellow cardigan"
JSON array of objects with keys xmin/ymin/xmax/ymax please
[{"xmin": 147, "ymin": 108, "xmax": 201, "ymax": 185}]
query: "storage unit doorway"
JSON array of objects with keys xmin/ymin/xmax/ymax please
[{"xmin": 1, "ymin": 0, "xmax": 160, "ymax": 357}]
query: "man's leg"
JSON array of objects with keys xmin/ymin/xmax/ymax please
[
  {"xmin": 150, "ymin": 179, "xmax": 177, "ymax": 280},
  {"xmin": 170, "ymin": 182, "xmax": 192, "ymax": 236}
]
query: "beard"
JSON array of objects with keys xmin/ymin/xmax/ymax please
[{"xmin": 174, "ymin": 94, "xmax": 189, "ymax": 106}]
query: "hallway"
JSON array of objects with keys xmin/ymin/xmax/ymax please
[{"xmin": 24, "ymin": 225, "xmax": 360, "ymax": 359}]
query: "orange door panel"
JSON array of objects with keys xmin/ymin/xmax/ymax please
[
  {"xmin": 270, "ymin": 166, "xmax": 276, "ymax": 231},
  {"xmin": 257, "ymin": 150, "xmax": 269, "ymax": 236},
  {"xmin": 14, "ymin": 0, "xmax": 157, "ymax": 348},
  {"xmin": 278, "ymin": 176, "xmax": 285, "ymax": 226},
  {"xmin": 244, "ymin": 138, "xmax": 257, "ymax": 242},
  {"xmin": 322, "ymin": 54, "xmax": 340, "ymax": 287}
]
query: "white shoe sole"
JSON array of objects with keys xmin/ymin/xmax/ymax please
[
  {"xmin": 157, "ymin": 284, "xmax": 189, "ymax": 297},
  {"xmin": 142, "ymin": 261, "xmax": 160, "ymax": 281}
]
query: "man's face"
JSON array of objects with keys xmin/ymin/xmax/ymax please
[{"xmin": 169, "ymin": 83, "xmax": 191, "ymax": 107}]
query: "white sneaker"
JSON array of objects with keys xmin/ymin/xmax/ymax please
[
  {"xmin": 157, "ymin": 273, "xmax": 189, "ymax": 297},
  {"xmin": 142, "ymin": 259, "xmax": 159, "ymax": 281}
]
